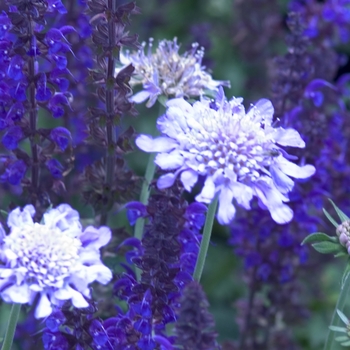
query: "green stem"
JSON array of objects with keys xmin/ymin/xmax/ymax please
[
  {"xmin": 324, "ymin": 264, "xmax": 350, "ymax": 350},
  {"xmin": 193, "ymin": 196, "xmax": 219, "ymax": 282},
  {"xmin": 1, "ymin": 303, "xmax": 21, "ymax": 350},
  {"xmin": 134, "ymin": 152, "xmax": 156, "ymax": 241}
]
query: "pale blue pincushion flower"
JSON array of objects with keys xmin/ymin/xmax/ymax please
[
  {"xmin": 136, "ymin": 89, "xmax": 316, "ymax": 225},
  {"xmin": 0, "ymin": 204, "xmax": 112, "ymax": 318},
  {"xmin": 119, "ymin": 37, "xmax": 230, "ymax": 107}
]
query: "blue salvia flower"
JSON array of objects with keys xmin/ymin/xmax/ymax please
[
  {"xmin": 42, "ymin": 301, "xmax": 110, "ymax": 349},
  {"xmin": 0, "ymin": 0, "xmax": 74, "ymax": 193},
  {"xmin": 104, "ymin": 188, "xmax": 205, "ymax": 348},
  {"xmin": 136, "ymin": 88, "xmax": 315, "ymax": 225}
]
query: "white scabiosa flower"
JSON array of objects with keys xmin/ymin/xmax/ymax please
[
  {"xmin": 119, "ymin": 37, "xmax": 230, "ymax": 107},
  {"xmin": 0, "ymin": 204, "xmax": 112, "ymax": 318},
  {"xmin": 136, "ymin": 88, "xmax": 316, "ymax": 225}
]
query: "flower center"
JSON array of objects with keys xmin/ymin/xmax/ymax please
[
  {"xmin": 186, "ymin": 107, "xmax": 273, "ymax": 182},
  {"xmin": 4, "ymin": 223, "xmax": 81, "ymax": 287}
]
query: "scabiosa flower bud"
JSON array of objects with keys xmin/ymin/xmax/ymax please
[
  {"xmin": 337, "ymin": 220, "xmax": 350, "ymax": 254},
  {"xmin": 119, "ymin": 37, "xmax": 230, "ymax": 107},
  {"xmin": 0, "ymin": 204, "xmax": 112, "ymax": 318},
  {"xmin": 136, "ymin": 88, "xmax": 316, "ymax": 225}
]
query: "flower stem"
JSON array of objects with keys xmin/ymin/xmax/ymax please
[
  {"xmin": 134, "ymin": 153, "xmax": 156, "ymax": 241},
  {"xmin": 193, "ymin": 196, "xmax": 218, "ymax": 282},
  {"xmin": 324, "ymin": 264, "xmax": 350, "ymax": 350},
  {"xmin": 1, "ymin": 303, "xmax": 21, "ymax": 350}
]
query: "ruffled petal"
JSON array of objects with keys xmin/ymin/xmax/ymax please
[
  {"xmin": 195, "ymin": 176, "xmax": 216, "ymax": 203},
  {"xmin": 231, "ymin": 182, "xmax": 253, "ymax": 209},
  {"xmin": 155, "ymin": 152, "xmax": 184, "ymax": 170},
  {"xmin": 7, "ymin": 205, "xmax": 35, "ymax": 229},
  {"xmin": 180, "ymin": 169, "xmax": 199, "ymax": 191},
  {"xmin": 275, "ymin": 157, "xmax": 316, "ymax": 179},
  {"xmin": 254, "ymin": 178, "xmax": 293, "ymax": 224},
  {"xmin": 70, "ymin": 288, "xmax": 89, "ymax": 308},
  {"xmin": 270, "ymin": 164, "xmax": 295, "ymax": 193},
  {"xmin": 273, "ymin": 128, "xmax": 305, "ymax": 148},
  {"xmin": 35, "ymin": 293, "xmax": 52, "ymax": 318},
  {"xmin": 79, "ymin": 226, "xmax": 111, "ymax": 249},
  {"xmin": 136, "ymin": 135, "xmax": 178, "ymax": 153},
  {"xmin": 1, "ymin": 284, "xmax": 32, "ymax": 304},
  {"xmin": 166, "ymin": 98, "xmax": 193, "ymax": 113},
  {"xmin": 86, "ymin": 264, "xmax": 112, "ymax": 285},
  {"xmin": 217, "ymin": 188, "xmax": 236, "ymax": 225},
  {"xmin": 249, "ymin": 99, "xmax": 274, "ymax": 125},
  {"xmin": 131, "ymin": 90, "xmax": 151, "ymax": 104},
  {"xmin": 157, "ymin": 172, "xmax": 178, "ymax": 189}
]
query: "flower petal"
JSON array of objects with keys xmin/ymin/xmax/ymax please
[
  {"xmin": 217, "ymin": 188, "xmax": 236, "ymax": 225},
  {"xmin": 270, "ymin": 164, "xmax": 295, "ymax": 193},
  {"xmin": 35, "ymin": 293, "xmax": 53, "ymax": 319},
  {"xmin": 254, "ymin": 179, "xmax": 293, "ymax": 224},
  {"xmin": 231, "ymin": 182, "xmax": 253, "ymax": 209},
  {"xmin": 1, "ymin": 284, "xmax": 32, "ymax": 304},
  {"xmin": 157, "ymin": 173, "xmax": 178, "ymax": 189},
  {"xmin": 131, "ymin": 90, "xmax": 151, "ymax": 104},
  {"xmin": 155, "ymin": 152, "xmax": 184, "ymax": 170},
  {"xmin": 86, "ymin": 264, "xmax": 112, "ymax": 285},
  {"xmin": 273, "ymin": 128, "xmax": 305, "ymax": 148},
  {"xmin": 136, "ymin": 135, "xmax": 178, "ymax": 153},
  {"xmin": 180, "ymin": 169, "xmax": 198, "ymax": 191},
  {"xmin": 250, "ymin": 99, "xmax": 274, "ymax": 125},
  {"xmin": 275, "ymin": 157, "xmax": 316, "ymax": 179},
  {"xmin": 195, "ymin": 176, "xmax": 216, "ymax": 203},
  {"xmin": 7, "ymin": 205, "xmax": 35, "ymax": 229},
  {"xmin": 70, "ymin": 288, "xmax": 89, "ymax": 308},
  {"xmin": 79, "ymin": 226, "xmax": 111, "ymax": 249}
]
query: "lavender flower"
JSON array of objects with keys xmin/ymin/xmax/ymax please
[
  {"xmin": 136, "ymin": 88, "xmax": 316, "ymax": 225},
  {"xmin": 0, "ymin": 204, "xmax": 112, "ymax": 318},
  {"xmin": 120, "ymin": 37, "xmax": 230, "ymax": 107}
]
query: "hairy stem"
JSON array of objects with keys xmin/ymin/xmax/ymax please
[
  {"xmin": 1, "ymin": 304, "xmax": 21, "ymax": 350},
  {"xmin": 193, "ymin": 196, "xmax": 218, "ymax": 282}
]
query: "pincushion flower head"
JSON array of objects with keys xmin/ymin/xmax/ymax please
[
  {"xmin": 136, "ymin": 88, "xmax": 316, "ymax": 225},
  {"xmin": 119, "ymin": 37, "xmax": 230, "ymax": 107},
  {"xmin": 0, "ymin": 204, "xmax": 112, "ymax": 319}
]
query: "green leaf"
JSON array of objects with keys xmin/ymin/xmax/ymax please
[
  {"xmin": 330, "ymin": 326, "xmax": 348, "ymax": 333},
  {"xmin": 340, "ymin": 340, "xmax": 350, "ymax": 346},
  {"xmin": 337, "ymin": 309, "xmax": 350, "ymax": 325},
  {"xmin": 323, "ymin": 208, "xmax": 339, "ymax": 228},
  {"xmin": 329, "ymin": 199, "xmax": 350, "ymax": 223},
  {"xmin": 312, "ymin": 241, "xmax": 343, "ymax": 254},
  {"xmin": 336, "ymin": 336, "xmax": 350, "ymax": 342},
  {"xmin": 335, "ymin": 251, "xmax": 349, "ymax": 258},
  {"xmin": 0, "ymin": 210, "xmax": 8, "ymax": 218},
  {"xmin": 301, "ymin": 232, "xmax": 338, "ymax": 245}
]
